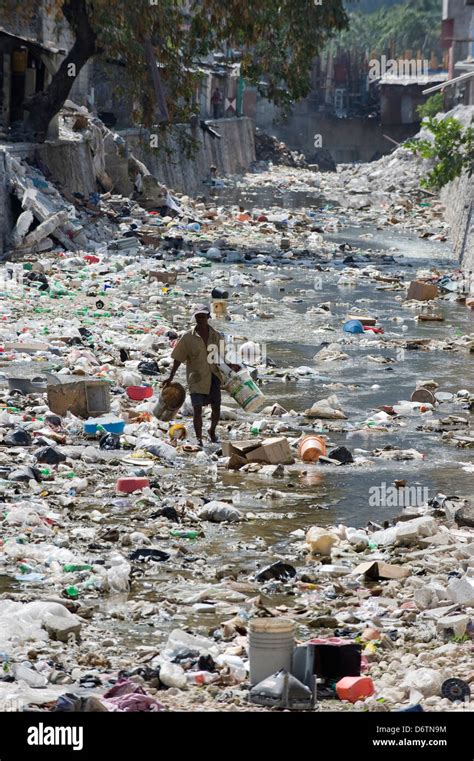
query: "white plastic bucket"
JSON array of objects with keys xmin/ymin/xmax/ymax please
[
  {"xmin": 225, "ymin": 369, "xmax": 265, "ymax": 413},
  {"xmin": 249, "ymin": 617, "xmax": 295, "ymax": 685}
]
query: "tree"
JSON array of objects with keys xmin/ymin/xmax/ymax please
[
  {"xmin": 333, "ymin": 0, "xmax": 442, "ymax": 60},
  {"xmin": 0, "ymin": 0, "xmax": 348, "ymax": 142},
  {"xmin": 405, "ymin": 117, "xmax": 474, "ymax": 189},
  {"xmin": 416, "ymin": 92, "xmax": 444, "ymax": 120}
]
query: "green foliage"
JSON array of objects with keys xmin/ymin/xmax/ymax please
[
  {"xmin": 405, "ymin": 117, "xmax": 474, "ymax": 190},
  {"xmin": 333, "ymin": 0, "xmax": 443, "ymax": 58},
  {"xmin": 416, "ymin": 93, "xmax": 445, "ymax": 120},
  {"xmin": 0, "ymin": 0, "xmax": 349, "ymax": 131}
]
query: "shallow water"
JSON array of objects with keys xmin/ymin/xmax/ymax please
[{"xmin": 99, "ymin": 213, "xmax": 468, "ymax": 647}]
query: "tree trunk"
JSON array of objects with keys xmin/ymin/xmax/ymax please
[{"xmin": 23, "ymin": 0, "xmax": 97, "ymax": 142}]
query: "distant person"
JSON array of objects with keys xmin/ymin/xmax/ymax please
[{"xmin": 211, "ymin": 87, "xmax": 223, "ymax": 120}]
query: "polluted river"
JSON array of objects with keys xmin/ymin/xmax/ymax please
[{"xmin": 0, "ymin": 150, "xmax": 473, "ymax": 714}]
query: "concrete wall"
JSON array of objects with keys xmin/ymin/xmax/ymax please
[
  {"xmin": 0, "ymin": 150, "xmax": 8, "ymax": 258},
  {"xmin": 445, "ymin": 0, "xmax": 474, "ymax": 64},
  {"xmin": 441, "ymin": 172, "xmax": 474, "ymax": 272},
  {"xmin": 36, "ymin": 141, "xmax": 96, "ymax": 197},
  {"xmin": 121, "ymin": 117, "xmax": 256, "ymax": 195},
  {"xmin": 256, "ymin": 98, "xmax": 417, "ymax": 163}
]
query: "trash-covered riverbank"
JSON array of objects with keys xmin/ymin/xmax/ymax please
[{"xmin": 0, "ymin": 131, "xmax": 472, "ymax": 713}]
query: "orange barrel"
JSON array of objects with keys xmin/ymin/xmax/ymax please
[{"xmin": 298, "ymin": 435, "xmax": 327, "ymax": 462}]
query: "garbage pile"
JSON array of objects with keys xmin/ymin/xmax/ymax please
[
  {"xmin": 254, "ymin": 128, "xmax": 308, "ymax": 168},
  {"xmin": 0, "ymin": 110, "xmax": 472, "ymax": 714}
]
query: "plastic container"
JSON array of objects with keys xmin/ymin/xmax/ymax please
[
  {"xmin": 7, "ymin": 376, "xmax": 48, "ymax": 395},
  {"xmin": 153, "ymin": 383, "xmax": 186, "ymax": 422},
  {"xmin": 298, "ymin": 435, "xmax": 327, "ymax": 462},
  {"xmin": 343, "ymin": 319, "xmax": 364, "ymax": 334},
  {"xmin": 169, "ymin": 423, "xmax": 187, "ymax": 441},
  {"xmin": 411, "ymin": 388, "xmax": 436, "ymax": 404},
  {"xmin": 186, "ymin": 671, "xmax": 219, "ymax": 685},
  {"xmin": 249, "ymin": 617, "xmax": 295, "ymax": 686},
  {"xmin": 211, "ymin": 288, "xmax": 229, "ymax": 299},
  {"xmin": 126, "ymin": 386, "xmax": 153, "ymax": 401},
  {"xmin": 336, "ymin": 676, "xmax": 374, "ymax": 703},
  {"xmin": 225, "ymin": 369, "xmax": 265, "ymax": 413},
  {"xmin": 170, "ymin": 529, "xmax": 199, "ymax": 539},
  {"xmin": 116, "ymin": 477, "xmax": 150, "ymax": 494},
  {"xmin": 212, "ymin": 300, "xmax": 228, "ymax": 317},
  {"xmin": 84, "ymin": 417, "xmax": 125, "ymax": 435},
  {"xmin": 159, "ymin": 661, "xmax": 187, "ymax": 689}
]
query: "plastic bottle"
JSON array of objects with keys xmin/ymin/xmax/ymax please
[
  {"xmin": 64, "ymin": 586, "xmax": 79, "ymax": 599},
  {"xmin": 63, "ymin": 564, "xmax": 93, "ymax": 572},
  {"xmin": 170, "ymin": 529, "xmax": 199, "ymax": 540},
  {"xmin": 185, "ymin": 671, "xmax": 219, "ymax": 685},
  {"xmin": 250, "ymin": 420, "xmax": 267, "ymax": 435},
  {"xmin": 216, "ymin": 655, "xmax": 247, "ymax": 682},
  {"xmin": 159, "ymin": 661, "xmax": 187, "ymax": 689},
  {"xmin": 12, "ymin": 663, "xmax": 48, "ymax": 688},
  {"xmin": 107, "ymin": 559, "xmax": 131, "ymax": 593}
]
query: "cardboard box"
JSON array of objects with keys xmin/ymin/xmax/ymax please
[
  {"xmin": 352, "ymin": 561, "xmax": 410, "ymax": 581},
  {"xmin": 227, "ymin": 454, "xmax": 248, "ymax": 470},
  {"xmin": 245, "ymin": 437, "xmax": 293, "ymax": 465},
  {"xmin": 223, "ymin": 437, "xmax": 293, "ymax": 465},
  {"xmin": 407, "ymin": 281, "xmax": 439, "ymax": 301},
  {"xmin": 222, "ymin": 440, "xmax": 261, "ymax": 458},
  {"xmin": 148, "ymin": 271, "xmax": 177, "ymax": 285},
  {"xmin": 346, "ymin": 315, "xmax": 377, "ymax": 326},
  {"xmin": 47, "ymin": 376, "xmax": 111, "ymax": 418}
]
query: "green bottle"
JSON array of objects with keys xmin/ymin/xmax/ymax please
[
  {"xmin": 64, "ymin": 586, "xmax": 79, "ymax": 599},
  {"xmin": 170, "ymin": 529, "xmax": 199, "ymax": 539}
]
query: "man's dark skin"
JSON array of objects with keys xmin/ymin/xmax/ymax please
[{"xmin": 163, "ymin": 313, "xmax": 238, "ymax": 447}]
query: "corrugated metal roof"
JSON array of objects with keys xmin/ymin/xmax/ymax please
[
  {"xmin": 380, "ymin": 72, "xmax": 449, "ymax": 86},
  {"xmin": 0, "ymin": 25, "xmax": 66, "ymax": 54}
]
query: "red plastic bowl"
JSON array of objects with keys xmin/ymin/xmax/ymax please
[
  {"xmin": 126, "ymin": 385, "xmax": 153, "ymax": 401},
  {"xmin": 116, "ymin": 477, "xmax": 150, "ymax": 494}
]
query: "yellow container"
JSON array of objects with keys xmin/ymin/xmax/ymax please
[
  {"xmin": 212, "ymin": 300, "xmax": 227, "ymax": 316},
  {"xmin": 169, "ymin": 423, "xmax": 187, "ymax": 441}
]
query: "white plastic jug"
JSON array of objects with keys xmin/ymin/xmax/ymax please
[{"xmin": 225, "ymin": 369, "xmax": 265, "ymax": 413}]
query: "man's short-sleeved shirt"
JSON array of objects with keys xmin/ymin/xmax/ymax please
[{"xmin": 171, "ymin": 325, "xmax": 225, "ymax": 395}]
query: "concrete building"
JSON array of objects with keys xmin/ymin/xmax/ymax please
[
  {"xmin": 0, "ymin": 26, "xmax": 66, "ymax": 138},
  {"xmin": 441, "ymin": 0, "xmax": 474, "ymax": 104},
  {"xmin": 379, "ymin": 72, "xmax": 449, "ymax": 126}
]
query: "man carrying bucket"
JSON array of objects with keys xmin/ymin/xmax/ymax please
[{"xmin": 163, "ymin": 304, "xmax": 239, "ymax": 448}]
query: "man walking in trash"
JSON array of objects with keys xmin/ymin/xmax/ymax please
[{"xmin": 163, "ymin": 304, "xmax": 238, "ymax": 447}]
